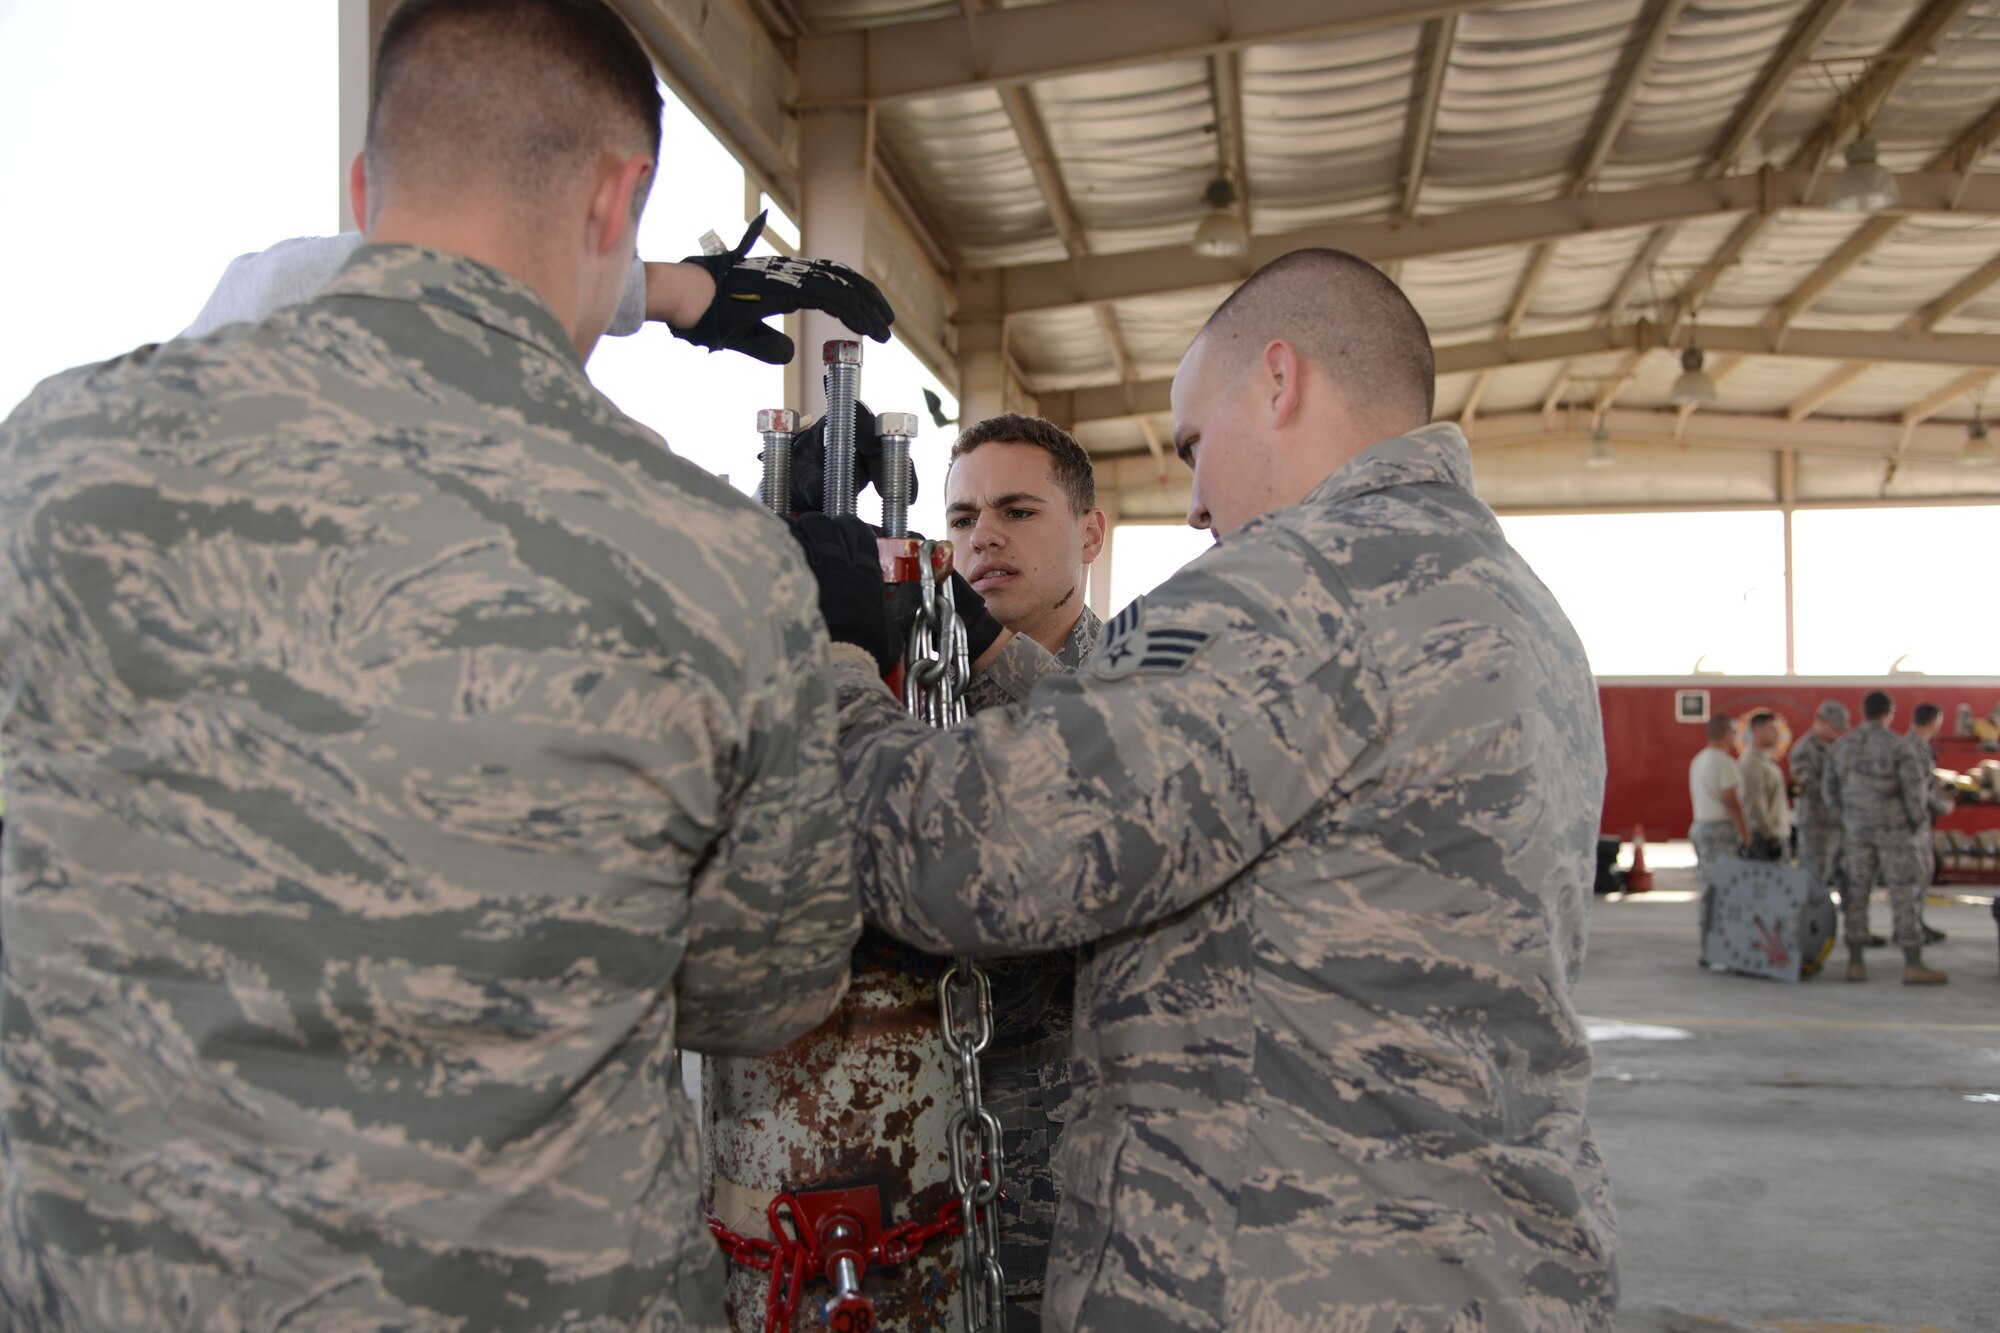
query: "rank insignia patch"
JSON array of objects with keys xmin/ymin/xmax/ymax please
[{"xmin": 1092, "ymin": 597, "xmax": 1214, "ymax": 680}]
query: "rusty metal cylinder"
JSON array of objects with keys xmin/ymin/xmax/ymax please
[
  {"xmin": 704, "ymin": 958, "xmax": 967, "ymax": 1332},
  {"xmin": 758, "ymin": 408, "xmax": 798, "ymax": 517},
  {"xmin": 822, "ymin": 340, "xmax": 863, "ymax": 519},
  {"xmin": 876, "ymin": 411, "xmax": 918, "ymax": 538}
]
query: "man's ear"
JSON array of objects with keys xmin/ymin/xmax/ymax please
[
  {"xmin": 348, "ymin": 153, "xmax": 369, "ymax": 233},
  {"xmin": 1079, "ymin": 507, "xmax": 1107, "ymax": 565},
  {"xmin": 588, "ymin": 153, "xmax": 655, "ymax": 256},
  {"xmin": 1261, "ymin": 339, "xmax": 1303, "ymax": 429}
]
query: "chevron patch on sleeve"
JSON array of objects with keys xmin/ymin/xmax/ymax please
[{"xmin": 1092, "ymin": 597, "xmax": 1214, "ymax": 680}]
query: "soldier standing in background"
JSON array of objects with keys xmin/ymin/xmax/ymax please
[
  {"xmin": 1737, "ymin": 711, "xmax": 1790, "ymax": 861},
  {"xmin": 0, "ymin": 2, "xmax": 864, "ymax": 1327},
  {"xmin": 1789, "ymin": 699, "xmax": 1851, "ymax": 897},
  {"xmin": 792, "ymin": 247, "xmax": 1616, "ymax": 1329},
  {"xmin": 1825, "ymin": 691, "xmax": 1946, "ymax": 986},
  {"xmin": 1906, "ymin": 701, "xmax": 1954, "ymax": 944},
  {"xmin": 1689, "ymin": 713, "xmax": 1749, "ymax": 964}
]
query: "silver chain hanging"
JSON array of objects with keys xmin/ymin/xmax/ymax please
[{"xmin": 905, "ymin": 542, "xmax": 1005, "ymax": 1331}]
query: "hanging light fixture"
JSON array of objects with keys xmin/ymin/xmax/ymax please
[
  {"xmin": 1192, "ymin": 178, "xmax": 1249, "ymax": 258},
  {"xmin": 1669, "ymin": 346, "xmax": 1718, "ymax": 406},
  {"xmin": 1961, "ymin": 416, "xmax": 1998, "ymax": 468},
  {"xmin": 1586, "ymin": 422, "xmax": 1617, "ymax": 468},
  {"xmin": 1829, "ymin": 133, "xmax": 1900, "ymax": 213}
]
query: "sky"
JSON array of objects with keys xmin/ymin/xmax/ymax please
[{"xmin": 1, "ymin": 1, "xmax": 1992, "ymax": 679}]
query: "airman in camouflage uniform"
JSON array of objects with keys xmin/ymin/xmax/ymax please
[
  {"xmin": 0, "ymin": 2, "xmax": 871, "ymax": 1327},
  {"xmin": 1788, "ymin": 699, "xmax": 1849, "ymax": 890},
  {"xmin": 1823, "ymin": 692, "xmax": 1944, "ymax": 983},
  {"xmin": 797, "ymin": 250, "xmax": 1617, "ymax": 1329},
  {"xmin": 945, "ymin": 414, "xmax": 1108, "ymax": 1330}
]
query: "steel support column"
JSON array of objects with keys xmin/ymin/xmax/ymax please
[{"xmin": 798, "ymin": 108, "xmax": 872, "ymax": 418}]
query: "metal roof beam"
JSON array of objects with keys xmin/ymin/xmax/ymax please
[
  {"xmin": 1210, "ymin": 50, "xmax": 1252, "ymax": 232},
  {"xmin": 1782, "ymin": 252, "xmax": 2000, "ymax": 422},
  {"xmin": 1046, "ymin": 321, "xmax": 2000, "ymax": 425},
  {"xmin": 1399, "ymin": 16, "xmax": 1457, "ymax": 218},
  {"xmin": 1573, "ymin": 0, "xmax": 1689, "ymax": 186},
  {"xmin": 977, "ymin": 171, "xmax": 2000, "ymax": 316},
  {"xmin": 1766, "ymin": 89, "xmax": 2000, "ymax": 335},
  {"xmin": 1666, "ymin": 0, "xmax": 1976, "ymax": 325},
  {"xmin": 1711, "ymin": 0, "xmax": 1858, "ymax": 171},
  {"xmin": 1902, "ymin": 368, "xmax": 1994, "ymax": 425},
  {"xmin": 798, "ymin": 0, "xmax": 1486, "ymax": 108}
]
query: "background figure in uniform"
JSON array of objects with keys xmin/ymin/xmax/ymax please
[
  {"xmin": 793, "ymin": 247, "xmax": 1616, "ymax": 1329},
  {"xmin": 943, "ymin": 414, "xmax": 1106, "ymax": 1330},
  {"xmin": 1906, "ymin": 701, "xmax": 1954, "ymax": 944},
  {"xmin": 1789, "ymin": 699, "xmax": 1850, "ymax": 898},
  {"xmin": 1737, "ymin": 710, "xmax": 1789, "ymax": 861},
  {"xmin": 1689, "ymin": 714, "xmax": 1749, "ymax": 965},
  {"xmin": 0, "ymin": 2, "xmax": 864, "ymax": 1327},
  {"xmin": 1825, "ymin": 691, "xmax": 1945, "ymax": 985}
]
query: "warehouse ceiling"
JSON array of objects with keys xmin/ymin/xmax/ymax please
[{"xmin": 618, "ymin": 0, "xmax": 2000, "ymax": 512}]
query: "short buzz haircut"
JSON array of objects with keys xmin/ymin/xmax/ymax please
[
  {"xmin": 1863, "ymin": 690, "xmax": 1894, "ymax": 721},
  {"xmin": 1748, "ymin": 710, "xmax": 1777, "ymax": 731},
  {"xmin": 365, "ymin": 0, "xmax": 663, "ymax": 218},
  {"xmin": 1706, "ymin": 715, "xmax": 1736, "ymax": 741},
  {"xmin": 1912, "ymin": 702, "xmax": 1941, "ymax": 727},
  {"xmin": 1197, "ymin": 248, "xmax": 1436, "ymax": 430},
  {"xmin": 950, "ymin": 414, "xmax": 1097, "ymax": 515}
]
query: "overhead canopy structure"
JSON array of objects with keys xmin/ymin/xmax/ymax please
[{"xmin": 586, "ymin": 0, "xmax": 2000, "ymax": 516}]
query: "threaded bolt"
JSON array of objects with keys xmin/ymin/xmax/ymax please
[
  {"xmin": 822, "ymin": 340, "xmax": 863, "ymax": 518},
  {"xmin": 756, "ymin": 408, "xmax": 798, "ymax": 517},
  {"xmin": 876, "ymin": 411, "xmax": 918, "ymax": 537}
]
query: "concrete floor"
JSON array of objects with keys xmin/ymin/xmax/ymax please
[{"xmin": 1579, "ymin": 850, "xmax": 1999, "ymax": 1332}]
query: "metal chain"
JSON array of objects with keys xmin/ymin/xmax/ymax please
[
  {"xmin": 709, "ymin": 1197, "xmax": 969, "ymax": 1333},
  {"xmin": 906, "ymin": 542, "xmax": 1005, "ymax": 1331}
]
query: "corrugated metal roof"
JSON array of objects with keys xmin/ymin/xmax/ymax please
[{"xmin": 770, "ymin": 0, "xmax": 2000, "ymax": 502}]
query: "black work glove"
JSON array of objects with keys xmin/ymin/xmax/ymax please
[
  {"xmin": 788, "ymin": 514, "xmax": 896, "ymax": 675},
  {"xmin": 673, "ymin": 212, "xmax": 896, "ymax": 365},
  {"xmin": 786, "ymin": 402, "xmax": 919, "ymax": 516}
]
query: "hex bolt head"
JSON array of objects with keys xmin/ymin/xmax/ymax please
[
  {"xmin": 877, "ymin": 412, "xmax": 919, "ymax": 438},
  {"xmin": 757, "ymin": 408, "xmax": 799, "ymax": 433},
  {"xmin": 823, "ymin": 340, "xmax": 863, "ymax": 365}
]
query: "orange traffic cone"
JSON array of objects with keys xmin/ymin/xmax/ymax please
[{"xmin": 1625, "ymin": 826, "xmax": 1653, "ymax": 894}]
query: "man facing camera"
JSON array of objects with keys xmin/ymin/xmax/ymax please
[{"xmin": 948, "ymin": 413, "xmax": 1108, "ymax": 711}]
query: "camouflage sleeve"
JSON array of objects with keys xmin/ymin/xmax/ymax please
[
  {"xmin": 961, "ymin": 629, "xmax": 1065, "ymax": 714},
  {"xmin": 181, "ymin": 234, "xmax": 648, "ymax": 339},
  {"xmin": 1897, "ymin": 741, "xmax": 1931, "ymax": 831},
  {"xmin": 1821, "ymin": 746, "xmax": 1843, "ymax": 823},
  {"xmin": 832, "ymin": 534, "xmax": 1373, "ymax": 956},
  {"xmin": 677, "ymin": 546, "xmax": 861, "ymax": 1055}
]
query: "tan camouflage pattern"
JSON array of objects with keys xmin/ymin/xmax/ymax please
[
  {"xmin": 1787, "ymin": 731, "xmax": 1839, "ymax": 831},
  {"xmin": 966, "ymin": 604, "xmax": 1100, "ymax": 1332},
  {"xmin": 831, "ymin": 424, "xmax": 1617, "ymax": 1330},
  {"xmin": 1824, "ymin": 722, "xmax": 1929, "ymax": 948},
  {"xmin": 963, "ymin": 605, "xmax": 1101, "ymax": 715},
  {"xmin": 0, "ymin": 244, "xmax": 860, "ymax": 1331}
]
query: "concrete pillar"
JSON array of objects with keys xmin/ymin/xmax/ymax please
[{"xmin": 798, "ymin": 108, "xmax": 872, "ymax": 419}]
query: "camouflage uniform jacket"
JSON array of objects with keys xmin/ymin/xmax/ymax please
[
  {"xmin": 1906, "ymin": 733, "xmax": 1950, "ymax": 821},
  {"xmin": 1824, "ymin": 722, "xmax": 1929, "ymax": 843},
  {"xmin": 964, "ymin": 605, "xmax": 1101, "ymax": 1058},
  {"xmin": 0, "ymin": 245, "xmax": 860, "ymax": 1331},
  {"xmin": 832, "ymin": 423, "xmax": 1617, "ymax": 1331},
  {"xmin": 1787, "ymin": 732, "xmax": 1840, "ymax": 830}
]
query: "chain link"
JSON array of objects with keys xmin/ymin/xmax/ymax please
[{"xmin": 905, "ymin": 541, "xmax": 1005, "ymax": 1331}]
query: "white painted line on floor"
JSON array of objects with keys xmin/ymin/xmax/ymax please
[{"xmin": 1583, "ymin": 1018, "xmax": 1693, "ymax": 1042}]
